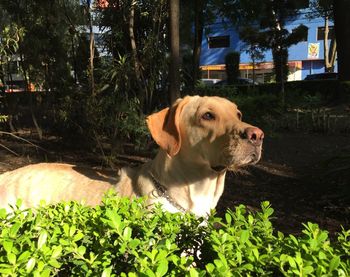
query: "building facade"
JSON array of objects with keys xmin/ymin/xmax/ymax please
[{"xmin": 200, "ymin": 8, "xmax": 336, "ymax": 83}]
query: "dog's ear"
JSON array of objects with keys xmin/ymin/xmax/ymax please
[{"xmin": 146, "ymin": 97, "xmax": 189, "ymax": 157}]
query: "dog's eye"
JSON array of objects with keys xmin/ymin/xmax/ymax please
[
  {"xmin": 237, "ymin": 112, "xmax": 242, "ymax": 120},
  {"xmin": 202, "ymin": 112, "xmax": 215, "ymax": 121}
]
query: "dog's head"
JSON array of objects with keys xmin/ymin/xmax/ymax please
[{"xmin": 146, "ymin": 96, "xmax": 264, "ymax": 171}]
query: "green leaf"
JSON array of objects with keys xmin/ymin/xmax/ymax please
[
  {"xmin": 222, "ymin": 233, "xmax": 228, "ymax": 243},
  {"xmin": 303, "ymin": 266, "xmax": 314, "ymax": 275},
  {"xmin": 156, "ymin": 260, "xmax": 168, "ymax": 277},
  {"xmin": 102, "ymin": 267, "xmax": 112, "ymax": 277},
  {"xmin": 123, "ymin": 226, "xmax": 132, "ymax": 241},
  {"xmin": 63, "ymin": 224, "xmax": 70, "ymax": 236},
  {"xmin": 288, "ymin": 256, "xmax": 296, "ymax": 268},
  {"xmin": 106, "ymin": 210, "xmax": 122, "ymax": 230},
  {"xmin": 225, "ymin": 213, "xmax": 232, "ymax": 225},
  {"xmin": 295, "ymin": 253, "xmax": 303, "ymax": 265},
  {"xmin": 64, "ymin": 204, "xmax": 70, "ymax": 213},
  {"xmin": 318, "ymin": 231, "xmax": 328, "ymax": 243},
  {"xmin": 261, "ymin": 201, "xmax": 270, "ymax": 210},
  {"xmin": 69, "ymin": 225, "xmax": 77, "ymax": 237},
  {"xmin": 77, "ymin": 245, "xmax": 86, "ymax": 256},
  {"xmin": 38, "ymin": 231, "xmax": 48, "ymax": 250},
  {"xmin": 51, "ymin": 246, "xmax": 62, "ymax": 259},
  {"xmin": 329, "ymin": 256, "xmax": 340, "ymax": 272},
  {"xmin": 0, "ymin": 208, "xmax": 6, "ymax": 219},
  {"xmin": 278, "ymin": 231, "xmax": 284, "ymax": 240},
  {"xmin": 205, "ymin": 263, "xmax": 215, "ymax": 273},
  {"xmin": 48, "ymin": 259, "xmax": 61, "ymax": 268},
  {"xmin": 236, "ymin": 251, "xmax": 242, "ymax": 264},
  {"xmin": 248, "ymin": 214, "xmax": 254, "ymax": 225},
  {"xmin": 289, "ymin": 234, "xmax": 299, "ymax": 246},
  {"xmin": 218, "ymin": 253, "xmax": 228, "ymax": 268},
  {"xmin": 9, "ymin": 223, "xmax": 21, "ymax": 238},
  {"xmin": 265, "ymin": 207, "xmax": 274, "ymax": 217},
  {"xmin": 318, "ymin": 251, "xmax": 327, "ymax": 260},
  {"xmin": 59, "ymin": 239, "xmax": 70, "ymax": 246},
  {"xmin": 252, "ymin": 248, "xmax": 259, "ymax": 260},
  {"xmin": 3, "ymin": 241, "xmax": 13, "ymax": 253},
  {"xmin": 7, "ymin": 252, "xmax": 16, "ymax": 265},
  {"xmin": 145, "ymin": 269, "xmax": 156, "ymax": 277},
  {"xmin": 73, "ymin": 232, "xmax": 84, "ymax": 242},
  {"xmin": 240, "ymin": 230, "xmax": 250, "ymax": 244},
  {"xmin": 0, "ymin": 268, "xmax": 12, "ymax": 274},
  {"xmin": 37, "ymin": 260, "xmax": 45, "ymax": 272},
  {"xmin": 41, "ymin": 268, "xmax": 51, "ymax": 277},
  {"xmin": 18, "ymin": 251, "xmax": 31, "ymax": 262},
  {"xmin": 242, "ymin": 263, "xmax": 254, "ymax": 270},
  {"xmin": 189, "ymin": 267, "xmax": 199, "ymax": 277},
  {"xmin": 129, "ymin": 238, "xmax": 141, "ymax": 249},
  {"xmin": 15, "ymin": 199, "xmax": 23, "ymax": 209}
]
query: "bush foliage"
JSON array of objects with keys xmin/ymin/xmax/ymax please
[{"xmin": 0, "ymin": 195, "xmax": 349, "ymax": 276}]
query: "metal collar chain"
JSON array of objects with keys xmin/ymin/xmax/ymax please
[{"xmin": 148, "ymin": 171, "xmax": 188, "ymax": 214}]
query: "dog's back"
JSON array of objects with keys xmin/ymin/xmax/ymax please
[{"xmin": 0, "ymin": 163, "xmax": 136, "ymax": 211}]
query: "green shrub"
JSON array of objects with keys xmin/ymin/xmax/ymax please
[{"xmin": 0, "ymin": 196, "xmax": 349, "ymax": 276}]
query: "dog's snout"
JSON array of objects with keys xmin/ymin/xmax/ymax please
[{"xmin": 242, "ymin": 127, "xmax": 264, "ymax": 145}]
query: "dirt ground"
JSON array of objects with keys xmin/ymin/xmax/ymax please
[
  {"xmin": 219, "ymin": 132, "xmax": 350, "ymax": 236},
  {"xmin": 0, "ymin": 130, "xmax": 349, "ymax": 236}
]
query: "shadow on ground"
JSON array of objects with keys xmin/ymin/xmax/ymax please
[{"xmin": 218, "ymin": 132, "xmax": 350, "ymax": 235}]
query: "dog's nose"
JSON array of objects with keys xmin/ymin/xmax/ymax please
[{"xmin": 243, "ymin": 127, "xmax": 264, "ymax": 145}]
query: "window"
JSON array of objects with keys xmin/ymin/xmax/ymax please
[
  {"xmin": 317, "ymin": 26, "xmax": 335, "ymax": 40},
  {"xmin": 208, "ymin": 36, "xmax": 230, "ymax": 48}
]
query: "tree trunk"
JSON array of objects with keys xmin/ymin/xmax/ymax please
[
  {"xmin": 129, "ymin": 0, "xmax": 140, "ymax": 81},
  {"xmin": 252, "ymin": 57, "xmax": 256, "ymax": 84},
  {"xmin": 323, "ymin": 16, "xmax": 337, "ymax": 73},
  {"xmin": 192, "ymin": 0, "xmax": 205, "ymax": 89},
  {"xmin": 329, "ymin": 39, "xmax": 337, "ymax": 72},
  {"xmin": 334, "ymin": 0, "xmax": 350, "ymax": 81},
  {"xmin": 87, "ymin": 0, "xmax": 95, "ymax": 95},
  {"xmin": 169, "ymin": 0, "xmax": 181, "ymax": 104},
  {"xmin": 323, "ymin": 16, "xmax": 330, "ymax": 72},
  {"xmin": 129, "ymin": 0, "xmax": 148, "ymax": 110},
  {"xmin": 272, "ymin": 47, "xmax": 288, "ymax": 108},
  {"xmin": 71, "ymin": 33, "xmax": 78, "ymax": 84}
]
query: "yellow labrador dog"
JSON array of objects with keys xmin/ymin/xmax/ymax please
[{"xmin": 0, "ymin": 96, "xmax": 263, "ymax": 216}]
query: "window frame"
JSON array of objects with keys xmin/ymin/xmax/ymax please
[{"xmin": 208, "ymin": 35, "xmax": 230, "ymax": 49}]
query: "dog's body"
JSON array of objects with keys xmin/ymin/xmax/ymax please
[{"xmin": 0, "ymin": 96, "xmax": 264, "ymax": 216}]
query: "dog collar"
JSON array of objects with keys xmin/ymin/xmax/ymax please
[{"xmin": 148, "ymin": 172, "xmax": 188, "ymax": 213}]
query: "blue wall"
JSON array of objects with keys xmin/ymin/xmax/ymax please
[{"xmin": 200, "ymin": 12, "xmax": 337, "ymax": 80}]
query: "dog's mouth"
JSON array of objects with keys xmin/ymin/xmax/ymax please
[
  {"xmin": 213, "ymin": 149, "xmax": 262, "ymax": 172},
  {"xmin": 211, "ymin": 165, "xmax": 227, "ymax": 172},
  {"xmin": 243, "ymin": 151, "xmax": 261, "ymax": 165}
]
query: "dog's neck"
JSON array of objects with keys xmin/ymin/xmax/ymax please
[{"xmin": 148, "ymin": 150, "xmax": 226, "ymax": 217}]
